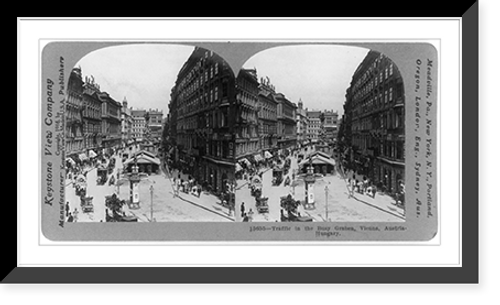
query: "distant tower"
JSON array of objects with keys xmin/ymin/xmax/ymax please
[
  {"xmin": 123, "ymin": 96, "xmax": 128, "ymax": 108},
  {"xmin": 298, "ymin": 98, "xmax": 303, "ymax": 110}
]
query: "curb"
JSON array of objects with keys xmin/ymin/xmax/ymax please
[{"xmin": 176, "ymin": 194, "xmax": 235, "ymax": 222}]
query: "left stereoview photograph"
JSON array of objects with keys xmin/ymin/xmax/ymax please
[{"xmin": 62, "ymin": 44, "xmax": 237, "ymax": 223}]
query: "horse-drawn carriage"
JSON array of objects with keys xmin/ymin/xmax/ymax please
[
  {"xmin": 74, "ymin": 175, "xmax": 87, "ymax": 197},
  {"xmin": 97, "ymin": 167, "xmax": 108, "ymax": 185},
  {"xmin": 255, "ymin": 196, "xmax": 269, "ymax": 213},
  {"xmin": 80, "ymin": 196, "xmax": 94, "ymax": 213},
  {"xmin": 272, "ymin": 168, "xmax": 284, "ymax": 186}
]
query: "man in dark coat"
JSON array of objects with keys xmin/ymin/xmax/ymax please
[{"xmin": 240, "ymin": 202, "xmax": 245, "ymax": 218}]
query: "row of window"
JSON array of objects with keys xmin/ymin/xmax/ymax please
[
  {"xmin": 236, "ymin": 141, "xmax": 259, "ymax": 157},
  {"xmin": 352, "ymin": 109, "xmax": 404, "ymax": 132},
  {"xmin": 352, "ymin": 137, "xmax": 404, "ymax": 161},
  {"xmin": 66, "ymin": 125, "xmax": 83, "ymax": 138},
  {"xmin": 178, "ymin": 59, "xmax": 220, "ymax": 101},
  {"xmin": 258, "ymin": 105, "xmax": 277, "ymax": 121},
  {"xmin": 83, "ymin": 122, "xmax": 100, "ymax": 134},
  {"xmin": 66, "ymin": 139, "xmax": 84, "ymax": 153},
  {"xmin": 260, "ymin": 123, "xmax": 278, "ymax": 135},
  {"xmin": 177, "ymin": 135, "xmax": 232, "ymax": 160},
  {"xmin": 178, "ymin": 109, "xmax": 230, "ymax": 131},
  {"xmin": 353, "ymin": 63, "xmax": 394, "ymax": 101},
  {"xmin": 353, "ymin": 54, "xmax": 394, "ymax": 91},
  {"xmin": 238, "ymin": 125, "xmax": 258, "ymax": 139},
  {"xmin": 178, "ymin": 82, "xmax": 228, "ymax": 117},
  {"xmin": 83, "ymin": 138, "xmax": 100, "ymax": 149}
]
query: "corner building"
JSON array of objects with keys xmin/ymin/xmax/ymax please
[
  {"xmin": 169, "ymin": 47, "xmax": 236, "ymax": 195},
  {"xmin": 344, "ymin": 50, "xmax": 405, "ymax": 193}
]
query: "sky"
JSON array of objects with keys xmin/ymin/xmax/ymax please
[
  {"xmin": 75, "ymin": 44, "xmax": 369, "ymax": 117},
  {"xmin": 76, "ymin": 44, "xmax": 195, "ymax": 115},
  {"xmin": 243, "ymin": 45, "xmax": 369, "ymax": 116}
]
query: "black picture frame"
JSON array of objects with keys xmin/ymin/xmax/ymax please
[{"xmin": 9, "ymin": 7, "xmax": 479, "ymax": 284}]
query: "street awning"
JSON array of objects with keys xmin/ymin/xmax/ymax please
[
  {"xmin": 299, "ymin": 155, "xmax": 336, "ymax": 168},
  {"xmin": 78, "ymin": 153, "xmax": 87, "ymax": 161},
  {"xmin": 124, "ymin": 153, "xmax": 161, "ymax": 166},
  {"xmin": 264, "ymin": 151, "xmax": 273, "ymax": 159},
  {"xmin": 239, "ymin": 158, "xmax": 252, "ymax": 167},
  {"xmin": 254, "ymin": 154, "xmax": 263, "ymax": 162},
  {"xmin": 235, "ymin": 163, "xmax": 243, "ymax": 172},
  {"xmin": 88, "ymin": 150, "xmax": 97, "ymax": 158},
  {"xmin": 66, "ymin": 158, "xmax": 76, "ymax": 166}
]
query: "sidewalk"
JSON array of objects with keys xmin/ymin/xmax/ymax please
[
  {"xmin": 351, "ymin": 192, "xmax": 406, "ymax": 220},
  {"xmin": 338, "ymin": 164, "xmax": 405, "ymax": 220},
  {"xmin": 162, "ymin": 166, "xmax": 235, "ymax": 221}
]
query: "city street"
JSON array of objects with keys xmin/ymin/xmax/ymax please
[
  {"xmin": 235, "ymin": 146, "xmax": 405, "ymax": 222},
  {"xmin": 66, "ymin": 153, "xmax": 233, "ymax": 222}
]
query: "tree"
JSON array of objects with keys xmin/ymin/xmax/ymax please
[
  {"xmin": 105, "ymin": 193, "xmax": 125, "ymax": 221},
  {"xmin": 280, "ymin": 194, "xmax": 300, "ymax": 217}
]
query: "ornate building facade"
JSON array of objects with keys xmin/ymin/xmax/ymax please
[
  {"xmin": 81, "ymin": 76, "xmax": 103, "ymax": 152},
  {"xmin": 274, "ymin": 92, "xmax": 297, "ymax": 152},
  {"xmin": 257, "ymin": 77, "xmax": 278, "ymax": 155},
  {"xmin": 168, "ymin": 47, "xmax": 236, "ymax": 195},
  {"xmin": 65, "ymin": 67, "xmax": 84, "ymax": 155},
  {"xmin": 342, "ymin": 50, "xmax": 405, "ymax": 193},
  {"xmin": 99, "ymin": 92, "xmax": 122, "ymax": 149},
  {"xmin": 235, "ymin": 69, "xmax": 260, "ymax": 162}
]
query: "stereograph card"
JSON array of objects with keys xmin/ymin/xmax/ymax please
[{"xmin": 40, "ymin": 41, "xmax": 438, "ymax": 242}]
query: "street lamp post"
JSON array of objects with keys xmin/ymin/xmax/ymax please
[
  {"xmin": 325, "ymin": 184, "xmax": 329, "ymax": 222},
  {"xmin": 150, "ymin": 184, "xmax": 154, "ymax": 222}
]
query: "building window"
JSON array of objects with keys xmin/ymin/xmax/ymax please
[
  {"xmin": 389, "ymin": 87, "xmax": 393, "ymax": 101},
  {"xmin": 222, "ymin": 81, "xmax": 228, "ymax": 97},
  {"xmin": 390, "ymin": 63, "xmax": 394, "ymax": 76}
]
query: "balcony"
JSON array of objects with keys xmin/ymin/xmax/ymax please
[{"xmin": 394, "ymin": 98, "xmax": 404, "ymax": 108}]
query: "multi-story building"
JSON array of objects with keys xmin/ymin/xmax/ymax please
[
  {"xmin": 65, "ymin": 67, "xmax": 84, "ymax": 156},
  {"xmin": 257, "ymin": 76, "xmax": 278, "ymax": 155},
  {"xmin": 145, "ymin": 109, "xmax": 163, "ymax": 144},
  {"xmin": 168, "ymin": 47, "xmax": 236, "ymax": 194},
  {"xmin": 81, "ymin": 76, "xmax": 103, "ymax": 152},
  {"xmin": 235, "ymin": 69, "xmax": 260, "ymax": 162},
  {"xmin": 296, "ymin": 99, "xmax": 309, "ymax": 147},
  {"xmin": 343, "ymin": 50, "xmax": 405, "ymax": 193},
  {"xmin": 306, "ymin": 110, "xmax": 322, "ymax": 142},
  {"xmin": 131, "ymin": 109, "xmax": 147, "ymax": 142},
  {"xmin": 275, "ymin": 92, "xmax": 297, "ymax": 152},
  {"xmin": 121, "ymin": 97, "xmax": 133, "ymax": 146},
  {"xmin": 321, "ymin": 109, "xmax": 339, "ymax": 143},
  {"xmin": 100, "ymin": 92, "xmax": 122, "ymax": 149}
]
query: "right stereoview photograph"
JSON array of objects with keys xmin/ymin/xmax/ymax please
[{"xmin": 234, "ymin": 45, "xmax": 405, "ymax": 223}]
